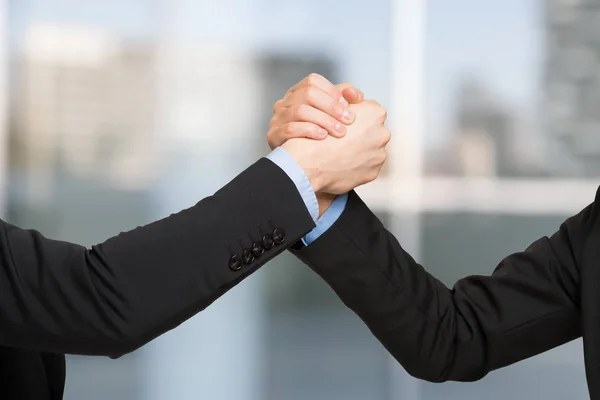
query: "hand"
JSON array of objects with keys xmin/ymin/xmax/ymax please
[
  {"xmin": 282, "ymin": 100, "xmax": 390, "ymax": 195},
  {"xmin": 267, "ymin": 73, "xmax": 364, "ymax": 150}
]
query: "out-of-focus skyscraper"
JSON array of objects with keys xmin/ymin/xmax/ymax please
[
  {"xmin": 452, "ymin": 78, "xmax": 511, "ymax": 177},
  {"xmin": 426, "ymin": 77, "xmax": 527, "ymax": 177},
  {"xmin": 544, "ymin": 0, "xmax": 600, "ymax": 176}
]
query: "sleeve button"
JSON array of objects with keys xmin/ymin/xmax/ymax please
[
  {"xmin": 252, "ymin": 241, "xmax": 265, "ymax": 256},
  {"xmin": 262, "ymin": 234, "xmax": 275, "ymax": 250},
  {"xmin": 242, "ymin": 249, "xmax": 256, "ymax": 264},
  {"xmin": 229, "ymin": 255, "xmax": 243, "ymax": 271},
  {"xmin": 272, "ymin": 229, "xmax": 286, "ymax": 244}
]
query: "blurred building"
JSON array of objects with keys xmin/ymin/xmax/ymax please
[
  {"xmin": 544, "ymin": 0, "xmax": 600, "ymax": 176},
  {"xmin": 256, "ymin": 53, "xmax": 337, "ymax": 152},
  {"xmin": 12, "ymin": 23, "xmax": 342, "ymax": 202},
  {"xmin": 426, "ymin": 77, "xmax": 532, "ymax": 177},
  {"xmin": 12, "ymin": 23, "xmax": 159, "ymax": 205}
]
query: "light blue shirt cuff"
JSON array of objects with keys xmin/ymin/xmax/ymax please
[
  {"xmin": 266, "ymin": 147, "xmax": 319, "ymax": 221},
  {"xmin": 302, "ymin": 192, "xmax": 348, "ymax": 245},
  {"xmin": 266, "ymin": 147, "xmax": 348, "ymax": 245}
]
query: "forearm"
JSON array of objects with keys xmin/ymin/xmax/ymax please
[
  {"xmin": 293, "ymin": 191, "xmax": 584, "ymax": 382},
  {"xmin": 0, "ymin": 158, "xmax": 315, "ymax": 356}
]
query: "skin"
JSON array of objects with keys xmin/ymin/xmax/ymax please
[{"xmin": 267, "ymin": 73, "xmax": 375, "ymax": 216}]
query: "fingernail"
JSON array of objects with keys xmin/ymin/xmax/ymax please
[
  {"xmin": 342, "ymin": 109, "xmax": 354, "ymax": 122},
  {"xmin": 339, "ymin": 96, "xmax": 349, "ymax": 107},
  {"xmin": 333, "ymin": 104, "xmax": 345, "ymax": 118},
  {"xmin": 334, "ymin": 123, "xmax": 346, "ymax": 134}
]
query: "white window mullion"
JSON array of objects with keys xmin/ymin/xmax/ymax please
[
  {"xmin": 387, "ymin": 0, "xmax": 426, "ymax": 398},
  {"xmin": 357, "ymin": 178, "xmax": 598, "ymax": 215}
]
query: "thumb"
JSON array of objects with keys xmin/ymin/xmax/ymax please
[{"xmin": 336, "ymin": 83, "xmax": 364, "ymax": 104}]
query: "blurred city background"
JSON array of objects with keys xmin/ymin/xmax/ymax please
[{"xmin": 1, "ymin": 0, "xmax": 596, "ymax": 399}]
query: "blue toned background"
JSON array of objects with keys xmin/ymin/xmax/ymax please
[{"xmin": 2, "ymin": 0, "xmax": 596, "ymax": 399}]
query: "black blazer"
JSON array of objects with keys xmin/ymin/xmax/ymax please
[
  {"xmin": 0, "ymin": 158, "xmax": 315, "ymax": 399},
  {"xmin": 293, "ymin": 189, "xmax": 600, "ymax": 399}
]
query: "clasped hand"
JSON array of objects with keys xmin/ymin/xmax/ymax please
[{"xmin": 266, "ymin": 73, "xmax": 390, "ymax": 209}]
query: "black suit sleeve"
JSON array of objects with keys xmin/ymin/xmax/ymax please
[
  {"xmin": 0, "ymin": 158, "xmax": 315, "ymax": 357},
  {"xmin": 291, "ymin": 190, "xmax": 598, "ymax": 382}
]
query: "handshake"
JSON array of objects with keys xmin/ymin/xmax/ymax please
[
  {"xmin": 4, "ymin": 68, "xmax": 586, "ymax": 398},
  {"xmin": 266, "ymin": 73, "xmax": 391, "ymax": 215}
]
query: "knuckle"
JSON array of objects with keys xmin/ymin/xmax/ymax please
[
  {"xmin": 364, "ymin": 100, "xmax": 387, "ymax": 119},
  {"xmin": 288, "ymin": 105, "xmax": 300, "ymax": 120},
  {"xmin": 266, "ymin": 129, "xmax": 279, "ymax": 147},
  {"xmin": 378, "ymin": 150, "xmax": 388, "ymax": 164},
  {"xmin": 336, "ymin": 82, "xmax": 352, "ymax": 94},
  {"xmin": 268, "ymin": 115, "xmax": 278, "ymax": 127},
  {"xmin": 382, "ymin": 129, "xmax": 392, "ymax": 145},
  {"xmin": 328, "ymin": 118, "xmax": 341, "ymax": 132},
  {"xmin": 306, "ymin": 73, "xmax": 322, "ymax": 86},
  {"xmin": 304, "ymin": 86, "xmax": 318, "ymax": 103},
  {"xmin": 283, "ymin": 123, "xmax": 296, "ymax": 135},
  {"xmin": 314, "ymin": 124, "xmax": 326, "ymax": 135},
  {"xmin": 273, "ymin": 99, "xmax": 283, "ymax": 113},
  {"xmin": 294, "ymin": 104, "xmax": 309, "ymax": 120}
]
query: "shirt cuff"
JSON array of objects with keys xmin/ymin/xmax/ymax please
[
  {"xmin": 302, "ymin": 192, "xmax": 348, "ymax": 246},
  {"xmin": 266, "ymin": 147, "xmax": 319, "ymax": 222}
]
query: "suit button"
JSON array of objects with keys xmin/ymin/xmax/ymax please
[
  {"xmin": 242, "ymin": 249, "xmax": 255, "ymax": 264},
  {"xmin": 262, "ymin": 234, "xmax": 275, "ymax": 250},
  {"xmin": 229, "ymin": 255, "xmax": 243, "ymax": 271},
  {"xmin": 252, "ymin": 241, "xmax": 265, "ymax": 257},
  {"xmin": 272, "ymin": 229, "xmax": 285, "ymax": 244}
]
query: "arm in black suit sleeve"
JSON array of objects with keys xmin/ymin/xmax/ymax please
[
  {"xmin": 292, "ymin": 190, "xmax": 597, "ymax": 382},
  {"xmin": 0, "ymin": 158, "xmax": 315, "ymax": 357}
]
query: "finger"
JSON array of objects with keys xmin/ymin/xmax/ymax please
[
  {"xmin": 336, "ymin": 83, "xmax": 364, "ymax": 105},
  {"xmin": 341, "ymin": 87, "xmax": 363, "ymax": 104},
  {"xmin": 335, "ymin": 83, "xmax": 353, "ymax": 107},
  {"xmin": 336, "ymin": 82, "xmax": 354, "ymax": 91},
  {"xmin": 284, "ymin": 104, "xmax": 347, "ymax": 137},
  {"xmin": 289, "ymin": 73, "xmax": 344, "ymax": 106},
  {"xmin": 281, "ymin": 87, "xmax": 355, "ymax": 124},
  {"xmin": 267, "ymin": 122, "xmax": 329, "ymax": 148}
]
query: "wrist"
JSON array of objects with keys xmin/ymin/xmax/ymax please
[
  {"xmin": 282, "ymin": 141, "xmax": 325, "ymax": 192},
  {"xmin": 304, "ymin": 167, "xmax": 325, "ymax": 193},
  {"xmin": 316, "ymin": 192, "xmax": 336, "ymax": 218}
]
